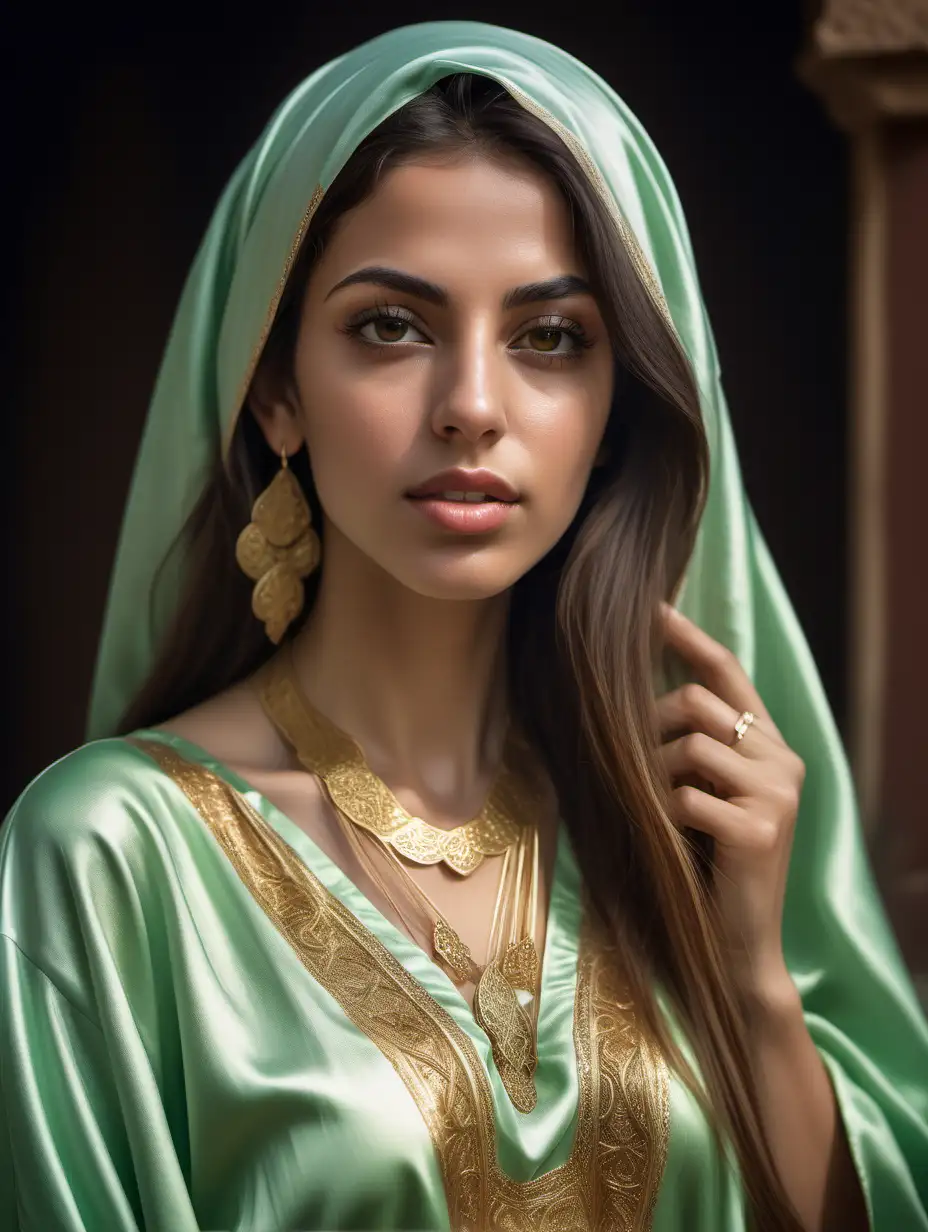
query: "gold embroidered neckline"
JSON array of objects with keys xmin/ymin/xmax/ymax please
[
  {"xmin": 257, "ymin": 648, "xmax": 547, "ymax": 1112},
  {"xmin": 131, "ymin": 736, "xmax": 670, "ymax": 1230}
]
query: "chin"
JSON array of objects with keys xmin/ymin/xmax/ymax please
[
  {"xmin": 408, "ymin": 577, "xmax": 515, "ymax": 603},
  {"xmin": 385, "ymin": 549, "xmax": 531, "ymax": 603}
]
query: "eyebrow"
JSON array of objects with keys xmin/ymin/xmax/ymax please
[{"xmin": 324, "ymin": 265, "xmax": 593, "ymax": 309}]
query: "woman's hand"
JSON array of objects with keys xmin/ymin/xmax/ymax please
[{"xmin": 658, "ymin": 603, "xmax": 806, "ymax": 999}]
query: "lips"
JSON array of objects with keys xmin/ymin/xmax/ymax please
[
  {"xmin": 404, "ymin": 469, "xmax": 520, "ymax": 535},
  {"xmin": 407, "ymin": 494, "xmax": 516, "ymax": 534},
  {"xmin": 406, "ymin": 468, "xmax": 519, "ymax": 503}
]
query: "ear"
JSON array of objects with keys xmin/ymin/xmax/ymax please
[{"xmin": 246, "ymin": 360, "xmax": 306, "ymax": 457}]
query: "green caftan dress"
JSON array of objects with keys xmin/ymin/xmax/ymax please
[{"xmin": 1, "ymin": 730, "xmax": 926, "ymax": 1229}]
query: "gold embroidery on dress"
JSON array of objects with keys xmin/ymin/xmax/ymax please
[{"xmin": 131, "ymin": 738, "xmax": 670, "ymax": 1230}]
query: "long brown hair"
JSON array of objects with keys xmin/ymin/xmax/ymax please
[{"xmin": 123, "ymin": 74, "xmax": 800, "ymax": 1229}]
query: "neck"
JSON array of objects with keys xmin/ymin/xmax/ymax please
[{"xmin": 289, "ymin": 529, "xmax": 511, "ymax": 810}]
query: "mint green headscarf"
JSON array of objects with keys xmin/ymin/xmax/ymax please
[{"xmin": 87, "ymin": 22, "xmax": 927, "ymax": 1224}]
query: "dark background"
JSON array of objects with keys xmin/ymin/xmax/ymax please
[{"xmin": 4, "ymin": 3, "xmax": 847, "ymax": 810}]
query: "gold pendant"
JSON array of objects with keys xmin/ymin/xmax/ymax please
[
  {"xmin": 433, "ymin": 918, "xmax": 478, "ymax": 984},
  {"xmin": 432, "ymin": 920, "xmax": 540, "ymax": 1113},
  {"xmin": 474, "ymin": 960, "xmax": 538, "ymax": 1113},
  {"xmin": 501, "ymin": 936, "xmax": 539, "ymax": 994}
]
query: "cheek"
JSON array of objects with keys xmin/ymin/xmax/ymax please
[
  {"xmin": 305, "ymin": 404, "xmax": 408, "ymax": 518},
  {"xmin": 295, "ymin": 347, "xmax": 420, "ymax": 500},
  {"xmin": 528, "ymin": 388, "xmax": 610, "ymax": 499}
]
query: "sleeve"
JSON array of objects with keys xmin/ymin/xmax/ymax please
[
  {"xmin": 679, "ymin": 386, "xmax": 928, "ymax": 1228},
  {"xmin": 627, "ymin": 109, "xmax": 928, "ymax": 1224},
  {"xmin": 0, "ymin": 742, "xmax": 201, "ymax": 1232},
  {"xmin": 750, "ymin": 507, "xmax": 928, "ymax": 1228},
  {"xmin": 0, "ymin": 939, "xmax": 144, "ymax": 1231}
]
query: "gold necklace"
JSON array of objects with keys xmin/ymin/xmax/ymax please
[
  {"xmin": 331, "ymin": 790, "xmax": 542, "ymax": 1113},
  {"xmin": 258, "ymin": 646, "xmax": 538, "ymax": 876},
  {"xmin": 473, "ymin": 821, "xmax": 541, "ymax": 1112},
  {"xmin": 257, "ymin": 647, "xmax": 544, "ymax": 1111}
]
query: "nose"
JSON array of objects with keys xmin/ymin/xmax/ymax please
[{"xmin": 429, "ymin": 321, "xmax": 507, "ymax": 445}]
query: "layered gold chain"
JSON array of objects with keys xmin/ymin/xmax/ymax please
[{"xmin": 256, "ymin": 647, "xmax": 545, "ymax": 1111}]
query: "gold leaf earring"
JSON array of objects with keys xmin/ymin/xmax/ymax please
[{"xmin": 235, "ymin": 447, "xmax": 321, "ymax": 643}]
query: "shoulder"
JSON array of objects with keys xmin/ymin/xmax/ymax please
[
  {"xmin": 154, "ymin": 677, "xmax": 287, "ymax": 774},
  {"xmin": 3, "ymin": 672, "xmax": 281, "ymax": 859},
  {"xmin": 6, "ymin": 734, "xmax": 194, "ymax": 831},
  {"xmin": 0, "ymin": 738, "xmax": 203, "ymax": 995},
  {"xmin": 2, "ymin": 737, "xmax": 177, "ymax": 851}
]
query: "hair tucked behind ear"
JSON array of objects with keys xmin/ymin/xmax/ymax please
[{"xmin": 123, "ymin": 74, "xmax": 802, "ymax": 1229}]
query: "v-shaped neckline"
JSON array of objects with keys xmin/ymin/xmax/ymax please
[{"xmin": 135, "ymin": 728, "xmax": 585, "ymax": 1141}]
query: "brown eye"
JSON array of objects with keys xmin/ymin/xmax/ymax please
[
  {"xmin": 511, "ymin": 321, "xmax": 589, "ymax": 357},
  {"xmin": 527, "ymin": 327, "xmax": 563, "ymax": 353},
  {"xmin": 373, "ymin": 319, "xmax": 409, "ymax": 343},
  {"xmin": 349, "ymin": 311, "xmax": 429, "ymax": 347}
]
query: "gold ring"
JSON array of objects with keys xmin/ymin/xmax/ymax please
[{"xmin": 732, "ymin": 711, "xmax": 755, "ymax": 744}]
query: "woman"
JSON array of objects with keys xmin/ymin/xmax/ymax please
[{"xmin": 1, "ymin": 21, "xmax": 925, "ymax": 1232}]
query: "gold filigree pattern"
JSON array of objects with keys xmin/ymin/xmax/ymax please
[
  {"xmin": 474, "ymin": 959, "xmax": 538, "ymax": 1113},
  {"xmin": 131, "ymin": 738, "xmax": 670, "ymax": 1230},
  {"xmin": 257, "ymin": 651, "xmax": 541, "ymax": 875},
  {"xmin": 502, "ymin": 936, "xmax": 539, "ymax": 993},
  {"xmin": 434, "ymin": 917, "xmax": 480, "ymax": 983}
]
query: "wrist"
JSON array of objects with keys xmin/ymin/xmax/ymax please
[{"xmin": 733, "ymin": 961, "xmax": 803, "ymax": 1029}]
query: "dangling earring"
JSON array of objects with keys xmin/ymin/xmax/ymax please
[{"xmin": 235, "ymin": 447, "xmax": 321, "ymax": 643}]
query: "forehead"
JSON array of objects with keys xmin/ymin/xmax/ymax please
[{"xmin": 314, "ymin": 156, "xmax": 583, "ymax": 286}]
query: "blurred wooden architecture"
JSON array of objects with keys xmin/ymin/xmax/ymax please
[{"xmin": 800, "ymin": 0, "xmax": 928, "ymax": 999}]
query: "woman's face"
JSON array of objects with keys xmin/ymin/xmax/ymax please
[{"xmin": 268, "ymin": 154, "xmax": 614, "ymax": 600}]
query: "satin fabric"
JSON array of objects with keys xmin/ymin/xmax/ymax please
[
  {"xmin": 1, "ymin": 731, "xmax": 925, "ymax": 1230},
  {"xmin": 0, "ymin": 732, "xmax": 726, "ymax": 1230},
  {"xmin": 2, "ymin": 17, "xmax": 927, "ymax": 1230}
]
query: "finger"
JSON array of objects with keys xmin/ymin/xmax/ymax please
[
  {"xmin": 668, "ymin": 784, "xmax": 749, "ymax": 847},
  {"xmin": 662, "ymin": 731, "xmax": 764, "ymax": 797},
  {"xmin": 656, "ymin": 683, "xmax": 774, "ymax": 757},
  {"xmin": 660, "ymin": 604, "xmax": 782, "ymax": 741}
]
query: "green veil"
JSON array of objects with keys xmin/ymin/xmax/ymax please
[{"xmin": 86, "ymin": 21, "xmax": 928, "ymax": 1223}]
